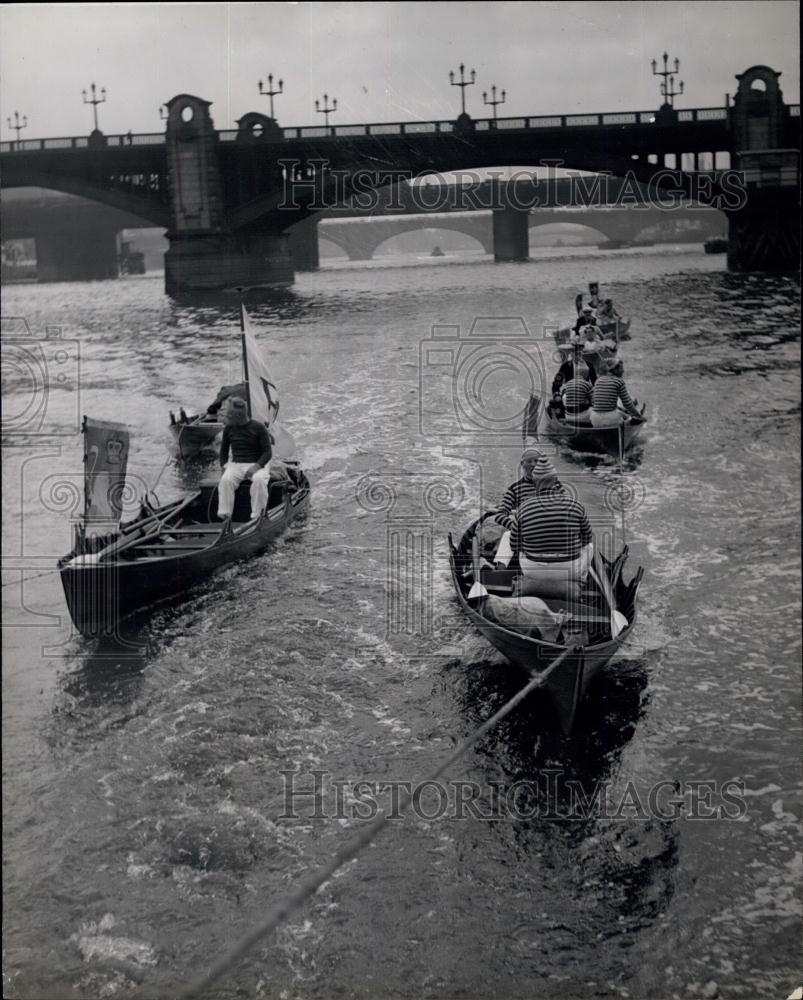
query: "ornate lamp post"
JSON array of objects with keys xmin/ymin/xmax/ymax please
[
  {"xmin": 7, "ymin": 111, "xmax": 28, "ymax": 142},
  {"xmin": 315, "ymin": 94, "xmax": 337, "ymax": 128},
  {"xmin": 258, "ymin": 73, "xmax": 284, "ymax": 120},
  {"xmin": 449, "ymin": 63, "xmax": 476, "ymax": 116},
  {"xmin": 82, "ymin": 82, "xmax": 107, "ymax": 131},
  {"xmin": 651, "ymin": 53, "xmax": 684, "ymax": 107},
  {"xmin": 482, "ymin": 84, "xmax": 506, "ymax": 121}
]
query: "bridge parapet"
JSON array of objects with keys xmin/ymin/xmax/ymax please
[{"xmin": 4, "ymin": 104, "xmax": 799, "ymax": 153}]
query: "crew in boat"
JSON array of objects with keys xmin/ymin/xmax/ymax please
[
  {"xmin": 578, "ymin": 312, "xmax": 618, "ymax": 378},
  {"xmin": 548, "ymin": 348, "xmax": 593, "ymax": 418},
  {"xmin": 590, "ymin": 359, "xmax": 642, "ymax": 428},
  {"xmin": 510, "ymin": 454, "xmax": 594, "ymax": 588},
  {"xmin": 217, "ymin": 397, "xmax": 273, "ymax": 524},
  {"xmin": 596, "ymin": 298, "xmax": 620, "ymax": 325},
  {"xmin": 495, "ymin": 445, "xmax": 548, "ymax": 530},
  {"xmin": 573, "ymin": 305, "xmax": 598, "ymax": 336},
  {"xmin": 491, "ymin": 446, "xmax": 565, "ymax": 568},
  {"xmin": 588, "ymin": 281, "xmax": 601, "ymax": 308},
  {"xmin": 560, "ymin": 362, "xmax": 594, "ymax": 424}
]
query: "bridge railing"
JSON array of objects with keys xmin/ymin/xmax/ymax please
[{"xmin": 1, "ymin": 105, "xmax": 798, "ymax": 153}]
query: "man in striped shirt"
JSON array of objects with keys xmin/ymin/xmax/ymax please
[
  {"xmin": 560, "ymin": 363, "xmax": 593, "ymax": 424},
  {"xmin": 495, "ymin": 446, "xmax": 553, "ymax": 531},
  {"xmin": 510, "ymin": 455, "xmax": 594, "ymax": 587},
  {"xmin": 590, "ymin": 359, "xmax": 642, "ymax": 428}
]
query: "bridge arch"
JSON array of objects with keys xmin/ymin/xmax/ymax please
[{"xmin": 1, "ymin": 174, "xmax": 169, "ymax": 228}]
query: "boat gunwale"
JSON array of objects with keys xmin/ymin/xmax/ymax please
[{"xmin": 447, "ymin": 531, "xmax": 641, "ymax": 658}]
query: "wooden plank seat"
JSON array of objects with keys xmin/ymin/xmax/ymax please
[{"xmin": 169, "ymin": 525, "xmax": 226, "ymax": 533}]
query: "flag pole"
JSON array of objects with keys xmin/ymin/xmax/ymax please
[
  {"xmin": 79, "ymin": 414, "xmax": 88, "ymax": 548},
  {"xmin": 237, "ymin": 287, "xmax": 253, "ymax": 419}
]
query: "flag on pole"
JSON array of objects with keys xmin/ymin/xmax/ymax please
[
  {"xmin": 241, "ymin": 306, "xmax": 280, "ymax": 426},
  {"xmin": 83, "ymin": 417, "xmax": 130, "ymax": 535}
]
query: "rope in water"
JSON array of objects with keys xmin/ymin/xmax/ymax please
[
  {"xmin": 1, "ymin": 568, "xmax": 60, "ymax": 588},
  {"xmin": 174, "ymin": 643, "xmax": 578, "ymax": 1000}
]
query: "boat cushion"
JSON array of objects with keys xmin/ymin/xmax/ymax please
[{"xmin": 483, "ymin": 595, "xmax": 567, "ymax": 642}]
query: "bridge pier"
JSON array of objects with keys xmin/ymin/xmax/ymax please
[
  {"xmin": 492, "ymin": 206, "xmax": 530, "ymax": 262},
  {"xmin": 163, "ymin": 94, "xmax": 294, "ymax": 296},
  {"xmin": 726, "ymin": 188, "xmax": 799, "ymax": 272},
  {"xmin": 35, "ymin": 226, "xmax": 120, "ymax": 282},
  {"xmin": 287, "ymin": 218, "xmax": 319, "ymax": 271},
  {"xmin": 164, "ymin": 230, "xmax": 294, "ymax": 297}
]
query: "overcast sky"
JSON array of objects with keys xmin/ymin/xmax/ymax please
[{"xmin": 1, "ymin": 2, "xmax": 799, "ymax": 140}]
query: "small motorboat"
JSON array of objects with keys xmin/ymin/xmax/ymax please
[
  {"xmin": 448, "ymin": 519, "xmax": 643, "ymax": 734},
  {"xmin": 169, "ymin": 409, "xmax": 222, "ymax": 459}
]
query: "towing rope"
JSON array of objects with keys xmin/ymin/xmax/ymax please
[{"xmin": 175, "ymin": 643, "xmax": 579, "ymax": 999}]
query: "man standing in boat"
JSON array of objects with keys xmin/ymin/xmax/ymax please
[
  {"xmin": 510, "ymin": 455, "xmax": 594, "ymax": 591},
  {"xmin": 217, "ymin": 397, "xmax": 273, "ymax": 524}
]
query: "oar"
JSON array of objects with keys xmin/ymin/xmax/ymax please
[
  {"xmin": 93, "ymin": 492, "xmax": 200, "ymax": 561},
  {"xmin": 589, "ymin": 548, "xmax": 628, "ymax": 638},
  {"xmin": 468, "ymin": 532, "xmax": 489, "ymax": 601}
]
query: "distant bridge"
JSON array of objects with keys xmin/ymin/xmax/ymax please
[
  {"xmin": 1, "ymin": 176, "xmax": 726, "ymax": 277},
  {"xmin": 318, "ymin": 206, "xmax": 725, "ymax": 260}
]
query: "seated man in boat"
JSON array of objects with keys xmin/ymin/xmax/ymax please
[
  {"xmin": 596, "ymin": 298, "xmax": 620, "ymax": 325},
  {"xmin": 560, "ymin": 363, "xmax": 593, "ymax": 424},
  {"xmin": 494, "ymin": 445, "xmax": 549, "ymax": 531},
  {"xmin": 573, "ymin": 305, "xmax": 597, "ymax": 336},
  {"xmin": 590, "ymin": 360, "xmax": 642, "ymax": 428},
  {"xmin": 217, "ymin": 397, "xmax": 273, "ymax": 524},
  {"xmin": 510, "ymin": 455, "xmax": 594, "ymax": 590}
]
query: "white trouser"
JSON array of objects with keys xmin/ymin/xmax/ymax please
[
  {"xmin": 564, "ymin": 408, "xmax": 592, "ymax": 424},
  {"xmin": 495, "ymin": 530, "xmax": 514, "ymax": 567},
  {"xmin": 590, "ymin": 409, "xmax": 625, "ymax": 428},
  {"xmin": 519, "ymin": 542, "xmax": 594, "ymax": 583},
  {"xmin": 217, "ymin": 462, "xmax": 272, "ymax": 519}
]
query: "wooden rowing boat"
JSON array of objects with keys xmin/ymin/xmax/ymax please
[
  {"xmin": 63, "ymin": 302, "xmax": 309, "ymax": 638},
  {"xmin": 543, "ymin": 407, "xmax": 645, "ymax": 455},
  {"xmin": 448, "ymin": 522, "xmax": 643, "ymax": 734},
  {"xmin": 555, "ymin": 318, "xmax": 631, "ymax": 343},
  {"xmin": 59, "ymin": 472, "xmax": 310, "ymax": 638}
]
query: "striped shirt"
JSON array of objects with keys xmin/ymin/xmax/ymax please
[
  {"xmin": 561, "ymin": 378, "xmax": 592, "ymax": 414},
  {"xmin": 591, "ymin": 374, "xmax": 634, "ymax": 413},
  {"xmin": 510, "ymin": 487, "xmax": 593, "ymax": 560},
  {"xmin": 495, "ymin": 477, "xmax": 538, "ymax": 530},
  {"xmin": 495, "ymin": 476, "xmax": 566, "ymax": 530}
]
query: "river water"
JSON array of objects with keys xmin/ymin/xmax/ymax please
[{"xmin": 2, "ymin": 246, "xmax": 800, "ymax": 1000}]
